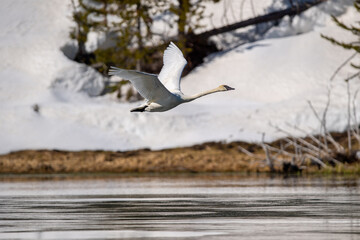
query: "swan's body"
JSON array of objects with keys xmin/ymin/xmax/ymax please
[{"xmin": 109, "ymin": 42, "xmax": 234, "ymax": 112}]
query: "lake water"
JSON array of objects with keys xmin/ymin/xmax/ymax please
[{"xmin": 0, "ymin": 174, "xmax": 359, "ymax": 240}]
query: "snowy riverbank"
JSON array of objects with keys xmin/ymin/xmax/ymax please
[{"xmin": 0, "ymin": 0, "xmax": 359, "ymax": 154}]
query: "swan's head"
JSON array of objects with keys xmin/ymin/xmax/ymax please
[{"xmin": 219, "ymin": 85, "xmax": 235, "ymax": 91}]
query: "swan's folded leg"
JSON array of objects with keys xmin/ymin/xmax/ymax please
[{"xmin": 130, "ymin": 105, "xmax": 148, "ymax": 112}]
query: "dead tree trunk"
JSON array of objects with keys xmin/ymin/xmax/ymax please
[
  {"xmin": 192, "ymin": 0, "xmax": 327, "ymax": 40},
  {"xmin": 183, "ymin": 0, "xmax": 327, "ymax": 74}
]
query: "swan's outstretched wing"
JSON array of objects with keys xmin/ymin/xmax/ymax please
[
  {"xmin": 158, "ymin": 42, "xmax": 187, "ymax": 92},
  {"xmin": 109, "ymin": 66, "xmax": 174, "ymax": 102}
]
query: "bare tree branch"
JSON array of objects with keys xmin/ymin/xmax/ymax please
[
  {"xmin": 352, "ymin": 88, "xmax": 360, "ymax": 146},
  {"xmin": 238, "ymin": 146, "xmax": 261, "ymax": 159},
  {"xmin": 345, "ymin": 71, "xmax": 360, "ymax": 82},
  {"xmin": 346, "ymin": 80, "xmax": 352, "ymax": 153},
  {"xmin": 261, "ymin": 133, "xmax": 274, "ymax": 171},
  {"xmin": 307, "ymin": 100, "xmax": 345, "ymax": 153},
  {"xmin": 286, "ymin": 123, "xmax": 331, "ymax": 153},
  {"xmin": 329, "ymin": 52, "xmax": 357, "ymax": 82}
]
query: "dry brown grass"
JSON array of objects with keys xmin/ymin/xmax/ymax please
[
  {"xmin": 0, "ymin": 142, "xmax": 270, "ymax": 174},
  {"xmin": 0, "ymin": 133, "xmax": 359, "ymax": 174}
]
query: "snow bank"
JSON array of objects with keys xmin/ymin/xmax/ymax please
[
  {"xmin": 0, "ymin": 0, "xmax": 359, "ymax": 154},
  {"xmin": 53, "ymin": 64, "xmax": 104, "ymax": 97},
  {"xmin": 265, "ymin": 0, "xmax": 354, "ymax": 38}
]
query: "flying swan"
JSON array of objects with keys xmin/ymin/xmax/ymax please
[{"xmin": 109, "ymin": 42, "xmax": 234, "ymax": 112}]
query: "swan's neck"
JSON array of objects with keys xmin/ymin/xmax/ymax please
[{"xmin": 183, "ymin": 86, "xmax": 224, "ymax": 102}]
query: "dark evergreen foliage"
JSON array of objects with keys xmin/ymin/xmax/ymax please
[{"xmin": 321, "ymin": 0, "xmax": 360, "ymax": 79}]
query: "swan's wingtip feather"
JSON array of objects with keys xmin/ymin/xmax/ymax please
[
  {"xmin": 108, "ymin": 66, "xmax": 124, "ymax": 76},
  {"xmin": 167, "ymin": 41, "xmax": 179, "ymax": 51}
]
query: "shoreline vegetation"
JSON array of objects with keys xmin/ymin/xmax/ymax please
[{"xmin": 1, "ymin": 132, "xmax": 359, "ymax": 175}]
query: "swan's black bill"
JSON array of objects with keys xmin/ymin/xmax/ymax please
[{"xmin": 224, "ymin": 85, "xmax": 235, "ymax": 91}]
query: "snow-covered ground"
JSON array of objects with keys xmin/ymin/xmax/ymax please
[{"xmin": 0, "ymin": 0, "xmax": 359, "ymax": 154}]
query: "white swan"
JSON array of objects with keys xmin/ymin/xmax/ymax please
[{"xmin": 109, "ymin": 42, "xmax": 234, "ymax": 112}]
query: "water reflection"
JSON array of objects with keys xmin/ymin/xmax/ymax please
[{"xmin": 0, "ymin": 174, "xmax": 359, "ymax": 240}]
